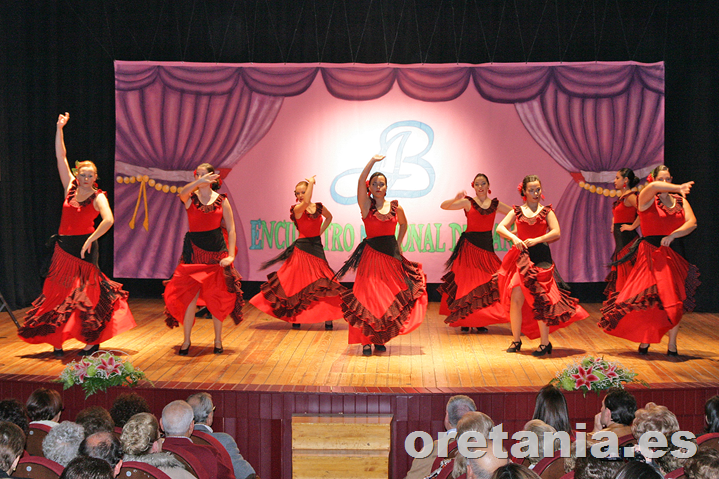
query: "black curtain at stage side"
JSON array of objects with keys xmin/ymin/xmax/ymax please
[{"xmin": 0, "ymin": 0, "xmax": 717, "ymax": 312}]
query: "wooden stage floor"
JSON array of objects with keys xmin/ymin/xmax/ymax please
[{"xmin": 1, "ymin": 299, "xmax": 718, "ymax": 391}]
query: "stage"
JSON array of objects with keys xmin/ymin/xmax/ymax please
[{"xmin": 1, "ymin": 300, "xmax": 718, "ymax": 478}]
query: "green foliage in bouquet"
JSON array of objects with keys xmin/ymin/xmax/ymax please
[
  {"xmin": 59, "ymin": 351, "xmax": 151, "ymax": 398},
  {"xmin": 551, "ymin": 356, "xmax": 647, "ymax": 397}
]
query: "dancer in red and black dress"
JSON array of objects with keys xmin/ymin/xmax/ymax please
[
  {"xmin": 438, "ymin": 174, "xmax": 511, "ymax": 332},
  {"xmin": 495, "ymin": 175, "xmax": 588, "ymax": 356},
  {"xmin": 604, "ymin": 168, "xmax": 641, "ymax": 297},
  {"xmin": 335, "ymin": 154, "xmax": 428, "ymax": 356},
  {"xmin": 163, "ymin": 163, "xmax": 243, "ymax": 355},
  {"xmin": 599, "ymin": 165, "xmax": 698, "ymax": 356},
  {"xmin": 18, "ymin": 113, "xmax": 136, "ymax": 357},
  {"xmin": 250, "ymin": 176, "xmax": 344, "ymax": 329}
]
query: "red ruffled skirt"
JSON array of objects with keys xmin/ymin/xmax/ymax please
[
  {"xmin": 163, "ymin": 243, "xmax": 244, "ymax": 327},
  {"xmin": 604, "ymin": 226, "xmax": 639, "ymax": 297},
  {"xmin": 18, "ymin": 244, "xmax": 136, "ymax": 349},
  {"xmin": 438, "ymin": 238, "xmax": 505, "ymax": 328},
  {"xmin": 342, "ymin": 244, "xmax": 428, "ymax": 345},
  {"xmin": 599, "ymin": 241, "xmax": 700, "ymax": 344},
  {"xmin": 250, "ymin": 248, "xmax": 345, "ymax": 323},
  {"xmin": 495, "ymin": 247, "xmax": 587, "ymax": 340}
]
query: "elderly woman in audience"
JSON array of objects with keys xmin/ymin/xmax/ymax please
[
  {"xmin": 521, "ymin": 420, "xmax": 559, "ymax": 468},
  {"xmin": 632, "ymin": 402, "xmax": 695, "ymax": 475},
  {"xmin": 532, "ymin": 385, "xmax": 572, "ymax": 437},
  {"xmin": 0, "ymin": 400, "xmax": 29, "ymax": 436},
  {"xmin": 42, "ymin": 421, "xmax": 85, "ymax": 466},
  {"xmin": 704, "ymin": 395, "xmax": 719, "ymax": 434},
  {"xmin": 110, "ymin": 393, "xmax": 151, "ymax": 429},
  {"xmin": 0, "ymin": 421, "xmax": 25, "ymax": 478},
  {"xmin": 26, "ymin": 388, "xmax": 63, "ymax": 427},
  {"xmin": 76, "ymin": 406, "xmax": 114, "ymax": 437},
  {"xmin": 121, "ymin": 413, "xmax": 197, "ymax": 479}
]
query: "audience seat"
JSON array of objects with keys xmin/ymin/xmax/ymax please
[
  {"xmin": 664, "ymin": 467, "xmax": 685, "ymax": 479},
  {"xmin": 697, "ymin": 432, "xmax": 719, "ymax": 451},
  {"xmin": 190, "ymin": 430, "xmax": 233, "ymax": 471},
  {"xmin": 120, "ymin": 461, "xmax": 173, "ymax": 479},
  {"xmin": 161, "ymin": 443, "xmax": 206, "ymax": 479},
  {"xmin": 616, "ymin": 434, "xmax": 636, "ymax": 447},
  {"xmin": 25, "ymin": 424, "xmax": 52, "ymax": 457},
  {"xmin": 532, "ymin": 452, "xmax": 565, "ymax": 479},
  {"xmin": 14, "ymin": 456, "xmax": 64, "ymax": 479}
]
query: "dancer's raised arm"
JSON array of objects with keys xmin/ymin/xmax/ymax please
[
  {"xmin": 56, "ymin": 113, "xmax": 73, "ymax": 192},
  {"xmin": 358, "ymin": 154, "xmax": 385, "ymax": 218}
]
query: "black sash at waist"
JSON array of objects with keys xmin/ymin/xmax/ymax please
[
  {"xmin": 183, "ymin": 227, "xmax": 227, "ymax": 263},
  {"xmin": 260, "ymin": 236, "xmax": 327, "ymax": 270}
]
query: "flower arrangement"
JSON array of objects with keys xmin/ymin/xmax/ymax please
[
  {"xmin": 59, "ymin": 351, "xmax": 150, "ymax": 398},
  {"xmin": 551, "ymin": 356, "xmax": 647, "ymax": 396}
]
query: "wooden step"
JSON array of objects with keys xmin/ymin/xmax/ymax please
[{"xmin": 292, "ymin": 415, "xmax": 392, "ymax": 479}]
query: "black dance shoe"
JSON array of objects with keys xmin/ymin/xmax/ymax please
[
  {"xmin": 325, "ymin": 321, "xmax": 334, "ymax": 330},
  {"xmin": 178, "ymin": 343, "xmax": 191, "ymax": 356},
  {"xmin": 78, "ymin": 344, "xmax": 100, "ymax": 357},
  {"xmin": 667, "ymin": 349, "xmax": 678, "ymax": 357},
  {"xmin": 476, "ymin": 327, "xmax": 489, "ymax": 333},
  {"xmin": 532, "ymin": 343, "xmax": 553, "ymax": 357},
  {"xmin": 53, "ymin": 349, "xmax": 64, "ymax": 358},
  {"xmin": 374, "ymin": 344, "xmax": 387, "ymax": 353},
  {"xmin": 461, "ymin": 327, "xmax": 470, "ymax": 332},
  {"xmin": 362, "ymin": 345, "xmax": 372, "ymax": 356},
  {"xmin": 506, "ymin": 341, "xmax": 522, "ymax": 353},
  {"xmin": 638, "ymin": 344, "xmax": 650, "ymax": 355},
  {"xmin": 214, "ymin": 344, "xmax": 224, "ymax": 354},
  {"xmin": 292, "ymin": 323, "xmax": 301, "ymax": 329}
]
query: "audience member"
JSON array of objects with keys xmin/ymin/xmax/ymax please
[
  {"xmin": 453, "ymin": 411, "xmax": 498, "ymax": 478},
  {"xmin": 573, "ymin": 454, "xmax": 624, "ymax": 479},
  {"xmin": 404, "ymin": 394, "xmax": 477, "ymax": 479},
  {"xmin": 591, "ymin": 388, "xmax": 637, "ymax": 440},
  {"xmin": 614, "ymin": 461, "xmax": 664, "ymax": 479},
  {"xmin": 76, "ymin": 407, "xmax": 114, "ymax": 437},
  {"xmin": 59, "ymin": 456, "xmax": 114, "ymax": 479},
  {"xmin": 187, "ymin": 393, "xmax": 255, "ymax": 479},
  {"xmin": 704, "ymin": 395, "xmax": 719, "ymax": 434},
  {"xmin": 160, "ymin": 400, "xmax": 235, "ymax": 479},
  {"xmin": 0, "ymin": 400, "xmax": 29, "ymax": 436},
  {"xmin": 491, "ymin": 463, "xmax": 540, "ymax": 479},
  {"xmin": 632, "ymin": 402, "xmax": 694, "ymax": 474},
  {"xmin": 26, "ymin": 388, "xmax": 63, "ymax": 427},
  {"xmin": 0, "ymin": 421, "xmax": 25, "ymax": 478},
  {"xmin": 43, "ymin": 421, "xmax": 84, "ymax": 466},
  {"xmin": 521, "ymin": 420, "xmax": 558, "ymax": 467},
  {"xmin": 79, "ymin": 431, "xmax": 123, "ymax": 477},
  {"xmin": 121, "ymin": 412, "xmax": 196, "ymax": 479},
  {"xmin": 532, "ymin": 385, "xmax": 572, "ymax": 437},
  {"xmin": 684, "ymin": 446, "xmax": 719, "ymax": 479},
  {"xmin": 110, "ymin": 393, "xmax": 150, "ymax": 429}
]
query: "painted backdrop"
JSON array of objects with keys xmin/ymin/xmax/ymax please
[{"xmin": 114, "ymin": 62, "xmax": 664, "ymax": 283}]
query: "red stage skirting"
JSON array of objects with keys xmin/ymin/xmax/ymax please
[{"xmin": 1, "ymin": 374, "xmax": 715, "ymax": 479}]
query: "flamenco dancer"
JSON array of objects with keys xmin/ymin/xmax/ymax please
[
  {"xmin": 437, "ymin": 174, "xmax": 511, "ymax": 333},
  {"xmin": 163, "ymin": 163, "xmax": 243, "ymax": 355},
  {"xmin": 18, "ymin": 113, "xmax": 136, "ymax": 357},
  {"xmin": 249, "ymin": 176, "xmax": 344, "ymax": 329},
  {"xmin": 495, "ymin": 175, "xmax": 588, "ymax": 356},
  {"xmin": 599, "ymin": 165, "xmax": 698, "ymax": 356},
  {"xmin": 335, "ymin": 155, "xmax": 428, "ymax": 356},
  {"xmin": 604, "ymin": 168, "xmax": 641, "ymax": 297}
]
